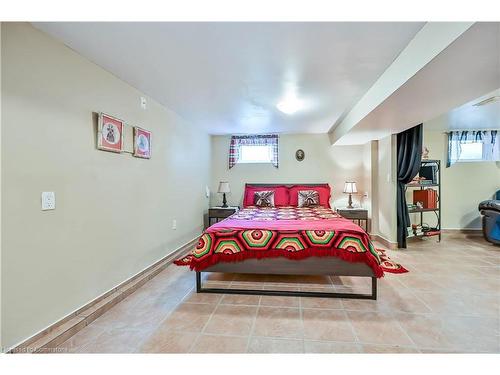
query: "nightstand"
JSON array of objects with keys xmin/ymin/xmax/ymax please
[
  {"xmin": 337, "ymin": 208, "xmax": 368, "ymax": 231},
  {"xmin": 208, "ymin": 206, "xmax": 239, "ymax": 226}
]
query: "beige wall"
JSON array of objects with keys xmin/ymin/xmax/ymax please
[
  {"xmin": 369, "ymin": 141, "xmax": 379, "ymax": 238},
  {"xmin": 1, "ymin": 23, "xmax": 210, "ymax": 349},
  {"xmin": 361, "ymin": 141, "xmax": 373, "ymax": 227},
  {"xmin": 0, "ymin": 22, "xmax": 3, "ymax": 350},
  {"xmin": 371, "ymin": 136, "xmax": 398, "ymax": 243},
  {"xmin": 210, "ymin": 134, "xmax": 371, "ymax": 213},
  {"xmin": 421, "ymin": 125, "xmax": 500, "ymax": 229}
]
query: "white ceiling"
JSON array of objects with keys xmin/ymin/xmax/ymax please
[
  {"xmin": 334, "ymin": 22, "xmax": 500, "ymax": 145},
  {"xmin": 426, "ymin": 89, "xmax": 500, "ymax": 130},
  {"xmin": 33, "ymin": 22, "xmax": 424, "ymax": 134}
]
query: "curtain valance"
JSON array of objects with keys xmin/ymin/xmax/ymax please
[
  {"xmin": 447, "ymin": 130, "xmax": 499, "ymax": 167},
  {"xmin": 229, "ymin": 134, "xmax": 279, "ymax": 169}
]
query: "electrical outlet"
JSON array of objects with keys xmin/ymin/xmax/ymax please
[
  {"xmin": 41, "ymin": 192, "xmax": 55, "ymax": 210},
  {"xmin": 172, "ymin": 219, "xmax": 177, "ymax": 230}
]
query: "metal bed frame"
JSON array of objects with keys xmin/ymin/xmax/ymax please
[
  {"xmin": 196, "ymin": 273, "xmax": 377, "ymax": 300},
  {"xmin": 194, "ymin": 251, "xmax": 378, "ymax": 300},
  {"xmin": 194, "ymin": 183, "xmax": 378, "ymax": 300}
]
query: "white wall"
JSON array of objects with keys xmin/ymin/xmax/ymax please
[
  {"xmin": 369, "ymin": 141, "xmax": 379, "ymax": 237},
  {"xmin": 210, "ymin": 134, "xmax": 371, "ymax": 212},
  {"xmin": 421, "ymin": 125, "xmax": 500, "ymax": 229},
  {"xmin": 371, "ymin": 135, "xmax": 398, "ymax": 243},
  {"xmin": 0, "ymin": 21, "xmax": 3, "ymax": 351},
  {"xmin": 1, "ymin": 23, "xmax": 210, "ymax": 349}
]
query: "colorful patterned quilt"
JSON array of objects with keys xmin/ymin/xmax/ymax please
[{"xmin": 175, "ymin": 207, "xmax": 407, "ymax": 277}]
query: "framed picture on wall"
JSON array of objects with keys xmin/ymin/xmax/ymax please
[
  {"xmin": 133, "ymin": 127, "xmax": 152, "ymax": 159},
  {"xmin": 97, "ymin": 113, "xmax": 124, "ymax": 153}
]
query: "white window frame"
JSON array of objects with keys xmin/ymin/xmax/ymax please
[
  {"xmin": 238, "ymin": 144, "xmax": 274, "ymax": 164},
  {"xmin": 455, "ymin": 141, "xmax": 484, "ymax": 163},
  {"xmin": 447, "ymin": 130, "xmax": 500, "ymax": 167}
]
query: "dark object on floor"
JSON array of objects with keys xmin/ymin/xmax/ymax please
[{"xmin": 479, "ymin": 191, "xmax": 500, "ymax": 245}]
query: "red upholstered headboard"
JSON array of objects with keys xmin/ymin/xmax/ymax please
[
  {"xmin": 243, "ymin": 183, "xmax": 331, "ymax": 208},
  {"xmin": 245, "ymin": 183, "xmax": 330, "ymax": 188}
]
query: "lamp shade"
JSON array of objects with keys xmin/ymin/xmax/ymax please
[
  {"xmin": 217, "ymin": 181, "xmax": 231, "ymax": 193},
  {"xmin": 343, "ymin": 181, "xmax": 357, "ymax": 194}
]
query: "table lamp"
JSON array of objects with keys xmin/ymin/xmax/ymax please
[
  {"xmin": 217, "ymin": 181, "xmax": 231, "ymax": 208},
  {"xmin": 343, "ymin": 181, "xmax": 357, "ymax": 209}
]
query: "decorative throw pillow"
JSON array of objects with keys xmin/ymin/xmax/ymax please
[
  {"xmin": 243, "ymin": 186, "xmax": 289, "ymax": 207},
  {"xmin": 298, "ymin": 190, "xmax": 320, "ymax": 207},
  {"xmin": 289, "ymin": 184, "xmax": 331, "ymax": 207},
  {"xmin": 254, "ymin": 191, "xmax": 275, "ymax": 207}
]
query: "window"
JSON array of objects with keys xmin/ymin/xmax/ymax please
[
  {"xmin": 229, "ymin": 135, "xmax": 279, "ymax": 168},
  {"xmin": 447, "ymin": 130, "xmax": 499, "ymax": 167},
  {"xmin": 239, "ymin": 145, "xmax": 274, "ymax": 163},
  {"xmin": 457, "ymin": 142, "xmax": 483, "ymax": 161}
]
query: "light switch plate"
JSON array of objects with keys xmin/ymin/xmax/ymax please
[
  {"xmin": 41, "ymin": 192, "xmax": 55, "ymax": 210},
  {"xmin": 140, "ymin": 96, "xmax": 147, "ymax": 109}
]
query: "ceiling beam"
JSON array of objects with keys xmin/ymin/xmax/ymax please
[{"xmin": 329, "ymin": 22, "xmax": 474, "ymax": 145}]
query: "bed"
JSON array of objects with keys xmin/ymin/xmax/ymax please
[{"xmin": 176, "ymin": 183, "xmax": 407, "ymax": 300}]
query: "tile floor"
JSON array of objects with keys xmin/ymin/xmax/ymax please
[{"xmin": 57, "ymin": 233, "xmax": 500, "ymax": 353}]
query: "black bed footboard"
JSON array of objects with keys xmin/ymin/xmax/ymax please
[{"xmin": 195, "ymin": 272, "xmax": 377, "ymax": 300}]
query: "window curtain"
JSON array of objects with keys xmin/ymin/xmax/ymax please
[
  {"xmin": 447, "ymin": 130, "xmax": 499, "ymax": 167},
  {"xmin": 228, "ymin": 134, "xmax": 279, "ymax": 169},
  {"xmin": 397, "ymin": 124, "xmax": 423, "ymax": 249}
]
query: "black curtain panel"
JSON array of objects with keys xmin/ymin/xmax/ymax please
[{"xmin": 396, "ymin": 124, "xmax": 423, "ymax": 248}]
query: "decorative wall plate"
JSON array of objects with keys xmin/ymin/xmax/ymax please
[{"xmin": 295, "ymin": 149, "xmax": 305, "ymax": 161}]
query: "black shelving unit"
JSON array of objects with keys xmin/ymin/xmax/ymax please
[{"xmin": 405, "ymin": 159, "xmax": 441, "ymax": 242}]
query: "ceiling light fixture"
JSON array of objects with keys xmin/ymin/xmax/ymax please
[
  {"xmin": 473, "ymin": 96, "xmax": 500, "ymax": 106},
  {"xmin": 276, "ymin": 95, "xmax": 304, "ymax": 115}
]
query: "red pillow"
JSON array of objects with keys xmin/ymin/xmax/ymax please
[
  {"xmin": 289, "ymin": 184, "xmax": 331, "ymax": 208},
  {"xmin": 243, "ymin": 185, "xmax": 289, "ymax": 207}
]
